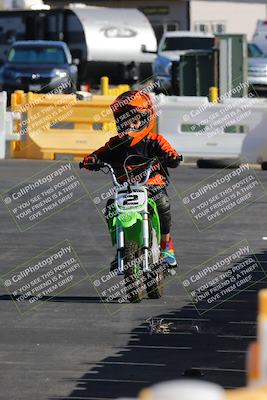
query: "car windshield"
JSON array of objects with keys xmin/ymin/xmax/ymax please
[
  {"xmin": 160, "ymin": 37, "xmax": 214, "ymax": 51},
  {"xmin": 248, "ymin": 43, "xmax": 265, "ymax": 58},
  {"xmin": 7, "ymin": 46, "xmax": 67, "ymax": 64}
]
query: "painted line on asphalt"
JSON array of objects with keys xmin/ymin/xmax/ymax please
[
  {"xmin": 62, "ymin": 397, "xmax": 116, "ymax": 400},
  {"xmin": 77, "ymin": 378, "xmax": 149, "ymax": 383},
  {"xmin": 133, "ymin": 331, "xmax": 192, "ymax": 335},
  {"xmin": 96, "ymin": 361, "xmax": 165, "ymax": 367},
  {"xmin": 179, "ymin": 307, "xmax": 236, "ymax": 312},
  {"xmin": 216, "ymin": 349, "xmax": 247, "ymax": 354},
  {"xmin": 164, "ymin": 317, "xmax": 210, "ymax": 321},
  {"xmin": 193, "ymin": 366, "xmax": 246, "ymax": 373},
  {"xmin": 217, "ymin": 334, "xmax": 256, "ymax": 339},
  {"xmin": 228, "ymin": 321, "xmax": 256, "ymax": 325},
  {"xmin": 123, "ymin": 345, "xmax": 192, "ymax": 350}
]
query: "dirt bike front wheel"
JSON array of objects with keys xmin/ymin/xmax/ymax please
[
  {"xmin": 145, "ymin": 265, "xmax": 164, "ymax": 299},
  {"xmin": 123, "ymin": 241, "xmax": 144, "ymax": 303},
  {"xmin": 145, "ymin": 226, "xmax": 164, "ymax": 299}
]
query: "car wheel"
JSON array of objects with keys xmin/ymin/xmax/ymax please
[{"xmin": 197, "ymin": 159, "xmax": 240, "ymax": 169}]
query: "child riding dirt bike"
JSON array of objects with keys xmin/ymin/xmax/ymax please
[{"xmin": 82, "ymin": 90, "xmax": 181, "ymax": 267}]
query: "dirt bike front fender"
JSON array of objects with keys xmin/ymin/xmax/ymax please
[{"xmin": 109, "ymin": 212, "xmax": 143, "ymax": 247}]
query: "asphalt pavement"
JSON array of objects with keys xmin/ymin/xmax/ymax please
[{"xmin": 0, "ymin": 159, "xmax": 267, "ymax": 400}]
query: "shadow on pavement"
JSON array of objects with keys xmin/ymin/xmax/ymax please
[
  {"xmin": 0, "ymin": 295, "xmax": 112, "ymax": 304},
  {"xmin": 1, "ymin": 250, "xmax": 266, "ymax": 399},
  {"xmin": 48, "ymin": 249, "xmax": 267, "ymax": 400}
]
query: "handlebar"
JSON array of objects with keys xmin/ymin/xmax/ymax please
[
  {"xmin": 79, "ymin": 154, "xmax": 183, "ymax": 187},
  {"xmin": 80, "ymin": 155, "xmax": 183, "ymax": 170},
  {"xmin": 79, "ymin": 160, "xmax": 120, "ymax": 186},
  {"xmin": 79, "ymin": 161, "xmax": 105, "ymax": 169}
]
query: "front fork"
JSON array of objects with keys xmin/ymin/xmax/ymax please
[
  {"xmin": 142, "ymin": 212, "xmax": 150, "ymax": 273},
  {"xmin": 116, "ymin": 212, "xmax": 150, "ymax": 276},
  {"xmin": 116, "ymin": 223, "xmax": 124, "ymax": 275}
]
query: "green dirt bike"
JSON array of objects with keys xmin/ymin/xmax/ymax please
[{"xmin": 79, "ymin": 155, "xmax": 182, "ymax": 303}]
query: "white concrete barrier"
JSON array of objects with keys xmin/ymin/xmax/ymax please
[
  {"xmin": 6, "ymin": 112, "xmax": 20, "ymax": 142},
  {"xmin": 0, "ymin": 92, "xmax": 20, "ymax": 159},
  {"xmin": 157, "ymin": 95, "xmax": 267, "ymax": 164},
  {"xmin": 0, "ymin": 91, "xmax": 7, "ymax": 159}
]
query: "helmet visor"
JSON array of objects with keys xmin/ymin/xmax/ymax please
[{"xmin": 114, "ymin": 107, "xmax": 150, "ymax": 137}]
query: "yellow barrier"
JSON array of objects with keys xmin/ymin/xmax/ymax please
[
  {"xmin": 225, "ymin": 385, "xmax": 267, "ymax": 399},
  {"xmin": 209, "ymin": 86, "xmax": 219, "ymax": 103},
  {"xmin": 100, "ymin": 76, "xmax": 130, "ymax": 96},
  {"xmin": 10, "ymin": 90, "xmax": 118, "ymax": 160}
]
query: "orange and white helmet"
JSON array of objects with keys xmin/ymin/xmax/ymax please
[{"xmin": 110, "ymin": 90, "xmax": 156, "ymax": 146}]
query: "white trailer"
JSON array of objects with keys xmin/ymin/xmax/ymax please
[
  {"xmin": 71, "ymin": 6, "xmax": 156, "ymax": 64},
  {"xmin": 0, "ymin": 5, "xmax": 157, "ymax": 84}
]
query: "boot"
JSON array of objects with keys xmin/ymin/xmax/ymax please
[{"xmin": 160, "ymin": 237, "xmax": 177, "ymax": 267}]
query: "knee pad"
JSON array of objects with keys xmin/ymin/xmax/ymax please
[{"xmin": 155, "ymin": 193, "xmax": 171, "ymax": 234}]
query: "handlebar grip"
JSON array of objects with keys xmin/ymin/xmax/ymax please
[
  {"xmin": 178, "ymin": 155, "xmax": 183, "ymax": 162},
  {"xmin": 79, "ymin": 161, "xmax": 105, "ymax": 170}
]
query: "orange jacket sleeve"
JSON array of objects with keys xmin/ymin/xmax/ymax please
[{"xmin": 148, "ymin": 133, "xmax": 180, "ymax": 168}]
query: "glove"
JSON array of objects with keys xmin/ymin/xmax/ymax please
[
  {"xmin": 163, "ymin": 152, "xmax": 180, "ymax": 168},
  {"xmin": 83, "ymin": 154, "xmax": 101, "ymax": 171}
]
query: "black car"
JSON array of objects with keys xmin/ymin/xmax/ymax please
[{"xmin": 1, "ymin": 40, "xmax": 78, "ymax": 94}]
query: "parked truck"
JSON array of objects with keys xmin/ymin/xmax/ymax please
[{"xmin": 151, "ymin": 31, "xmax": 215, "ymax": 93}]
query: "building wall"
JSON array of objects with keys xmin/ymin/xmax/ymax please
[{"xmin": 190, "ymin": 0, "xmax": 267, "ymax": 40}]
